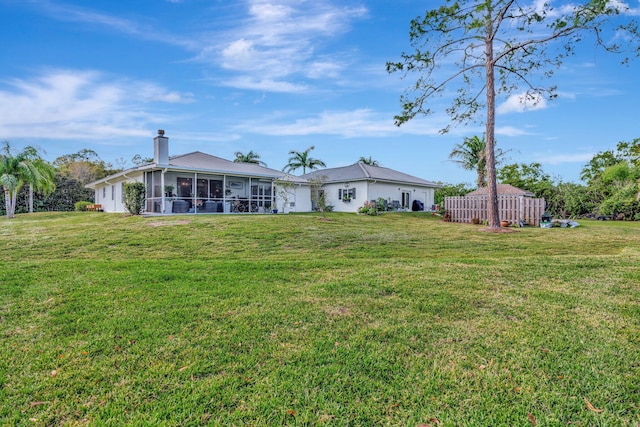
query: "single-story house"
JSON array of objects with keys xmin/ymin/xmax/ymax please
[
  {"xmin": 86, "ymin": 130, "xmax": 310, "ymax": 214},
  {"xmin": 301, "ymin": 163, "xmax": 441, "ymax": 213}
]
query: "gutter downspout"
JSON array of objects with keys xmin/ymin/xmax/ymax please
[{"xmin": 102, "ymin": 179, "xmax": 114, "ymax": 212}]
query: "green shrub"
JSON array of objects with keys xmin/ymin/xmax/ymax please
[
  {"xmin": 75, "ymin": 201, "xmax": 92, "ymax": 212},
  {"xmin": 599, "ymin": 183, "xmax": 640, "ymax": 220},
  {"xmin": 123, "ymin": 182, "xmax": 146, "ymax": 215}
]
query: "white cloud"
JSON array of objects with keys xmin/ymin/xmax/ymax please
[
  {"xmin": 608, "ymin": 0, "xmax": 640, "ymax": 16},
  {"xmin": 222, "ymin": 76, "xmax": 308, "ymax": 93},
  {"xmin": 237, "ymin": 109, "xmax": 444, "ymax": 137},
  {"xmin": 495, "ymin": 126, "xmax": 532, "ymax": 136},
  {"xmin": 497, "ymin": 92, "xmax": 548, "ymax": 114},
  {"xmin": 25, "ymin": 1, "xmax": 368, "ymax": 94},
  {"xmin": 534, "ymin": 152, "xmax": 595, "ymax": 165},
  {"xmin": 0, "ymin": 69, "xmax": 191, "ymax": 140},
  {"xmin": 26, "ymin": 0, "xmax": 196, "ymax": 49},
  {"xmin": 210, "ymin": 0, "xmax": 368, "ymax": 91},
  {"xmin": 306, "ymin": 60, "xmax": 344, "ymax": 79}
]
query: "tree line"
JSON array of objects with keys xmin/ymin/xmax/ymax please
[
  {"xmin": 436, "ymin": 137, "xmax": 640, "ymax": 220},
  {"xmin": 3, "ymin": 137, "xmax": 638, "ymax": 220}
]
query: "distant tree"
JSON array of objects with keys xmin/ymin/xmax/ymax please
[
  {"xmin": 283, "ymin": 146, "xmax": 326, "ymax": 174},
  {"xmin": 617, "ymin": 138, "xmax": 640, "ymax": 167},
  {"xmin": 387, "ymin": 1, "xmax": 636, "ymax": 228},
  {"xmin": 580, "ymin": 150, "xmax": 621, "ymax": 184},
  {"xmin": 308, "ymin": 174, "xmax": 329, "ymax": 218},
  {"xmin": 598, "ymin": 159, "xmax": 640, "ymax": 219},
  {"xmin": 449, "ymin": 135, "xmax": 508, "ymax": 189},
  {"xmin": 273, "ymin": 177, "xmax": 296, "ymax": 214},
  {"xmin": 498, "ymin": 162, "xmax": 552, "ymax": 194},
  {"xmin": 358, "ymin": 156, "xmax": 380, "ymax": 166},
  {"xmin": 114, "ymin": 157, "xmax": 128, "ymax": 171},
  {"xmin": 42, "ymin": 174, "xmax": 95, "ymax": 212},
  {"xmin": 554, "ymin": 182, "xmax": 593, "ymax": 218},
  {"xmin": 132, "ymin": 154, "xmax": 153, "ymax": 166},
  {"xmin": 54, "ymin": 149, "xmax": 111, "ymax": 184},
  {"xmin": 434, "ymin": 182, "xmax": 474, "ymax": 206},
  {"xmin": 579, "ymin": 139, "xmax": 640, "ymax": 218},
  {"xmin": 234, "ymin": 150, "xmax": 267, "ymax": 167},
  {"xmin": 0, "ymin": 141, "xmax": 56, "ymax": 219}
]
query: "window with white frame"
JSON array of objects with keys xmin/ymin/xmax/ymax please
[{"xmin": 338, "ymin": 188, "xmax": 356, "ymax": 201}]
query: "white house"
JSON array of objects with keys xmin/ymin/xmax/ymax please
[
  {"xmin": 301, "ymin": 163, "xmax": 441, "ymax": 213},
  {"xmin": 86, "ymin": 130, "xmax": 310, "ymax": 214}
]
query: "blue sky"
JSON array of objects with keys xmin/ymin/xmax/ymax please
[{"xmin": 1, "ymin": 0, "xmax": 639, "ymax": 184}]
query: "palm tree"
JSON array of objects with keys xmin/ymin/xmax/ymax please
[
  {"xmin": 283, "ymin": 146, "xmax": 326, "ymax": 174},
  {"xmin": 358, "ymin": 156, "xmax": 380, "ymax": 166},
  {"xmin": 1, "ymin": 141, "xmax": 55, "ymax": 219},
  {"xmin": 449, "ymin": 135, "xmax": 507, "ymax": 189},
  {"xmin": 233, "ymin": 150, "xmax": 267, "ymax": 167}
]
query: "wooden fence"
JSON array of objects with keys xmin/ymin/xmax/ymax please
[{"xmin": 444, "ymin": 195, "xmax": 545, "ymax": 226}]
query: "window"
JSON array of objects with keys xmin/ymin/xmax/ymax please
[
  {"xmin": 102, "ymin": 187, "xmax": 106, "ymax": 198},
  {"xmin": 121, "ymin": 182, "xmax": 125, "ymax": 203},
  {"xmin": 177, "ymin": 177, "xmax": 193, "ymax": 198},
  {"xmin": 111, "ymin": 185, "xmax": 115, "ymax": 200},
  {"xmin": 209, "ymin": 180, "xmax": 223, "ymax": 198},
  {"xmin": 152, "ymin": 171, "xmax": 162, "ymax": 198},
  {"xmin": 338, "ymin": 188, "xmax": 356, "ymax": 201},
  {"xmin": 401, "ymin": 191, "xmax": 411, "ymax": 209}
]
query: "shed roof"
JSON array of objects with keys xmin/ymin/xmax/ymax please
[{"xmin": 466, "ymin": 184, "xmax": 535, "ymax": 197}]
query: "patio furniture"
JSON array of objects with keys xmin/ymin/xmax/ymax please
[
  {"xmin": 172, "ymin": 200, "xmax": 190, "ymax": 213},
  {"xmin": 203, "ymin": 200, "xmax": 223, "ymax": 213}
]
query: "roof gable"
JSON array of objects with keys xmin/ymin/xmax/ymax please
[{"xmin": 301, "ymin": 163, "xmax": 440, "ymax": 187}]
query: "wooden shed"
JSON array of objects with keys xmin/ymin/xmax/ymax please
[{"xmin": 445, "ymin": 184, "xmax": 545, "ymax": 226}]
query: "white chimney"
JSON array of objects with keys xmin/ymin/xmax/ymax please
[{"xmin": 154, "ymin": 129, "xmax": 169, "ymax": 165}]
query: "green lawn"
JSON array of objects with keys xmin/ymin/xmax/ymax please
[{"xmin": 1, "ymin": 212, "xmax": 639, "ymax": 426}]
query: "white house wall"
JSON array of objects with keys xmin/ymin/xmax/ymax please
[
  {"xmin": 324, "ymin": 181, "xmax": 436, "ymax": 213},
  {"xmin": 323, "ymin": 182, "xmax": 368, "ymax": 213},
  {"xmin": 271, "ymin": 184, "xmax": 311, "ymax": 214},
  {"xmin": 94, "ymin": 175, "xmax": 142, "ymax": 213},
  {"xmin": 369, "ymin": 182, "xmax": 435, "ymax": 210}
]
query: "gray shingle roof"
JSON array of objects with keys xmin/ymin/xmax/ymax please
[
  {"xmin": 165, "ymin": 151, "xmax": 306, "ymax": 182},
  {"xmin": 86, "ymin": 151, "xmax": 306, "ymax": 188},
  {"xmin": 301, "ymin": 163, "xmax": 440, "ymax": 187}
]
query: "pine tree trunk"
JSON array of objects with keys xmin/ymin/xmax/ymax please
[{"xmin": 485, "ymin": 9, "xmax": 500, "ymax": 229}]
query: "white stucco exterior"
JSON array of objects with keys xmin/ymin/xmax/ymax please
[
  {"xmin": 92, "ymin": 172, "xmax": 144, "ymax": 213},
  {"xmin": 303, "ymin": 162, "xmax": 440, "ymax": 213},
  {"xmin": 86, "ymin": 131, "xmax": 311, "ymax": 215},
  {"xmin": 87, "ymin": 132, "xmax": 439, "ymax": 216}
]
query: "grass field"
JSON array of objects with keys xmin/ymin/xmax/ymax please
[{"xmin": 1, "ymin": 212, "xmax": 639, "ymax": 426}]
